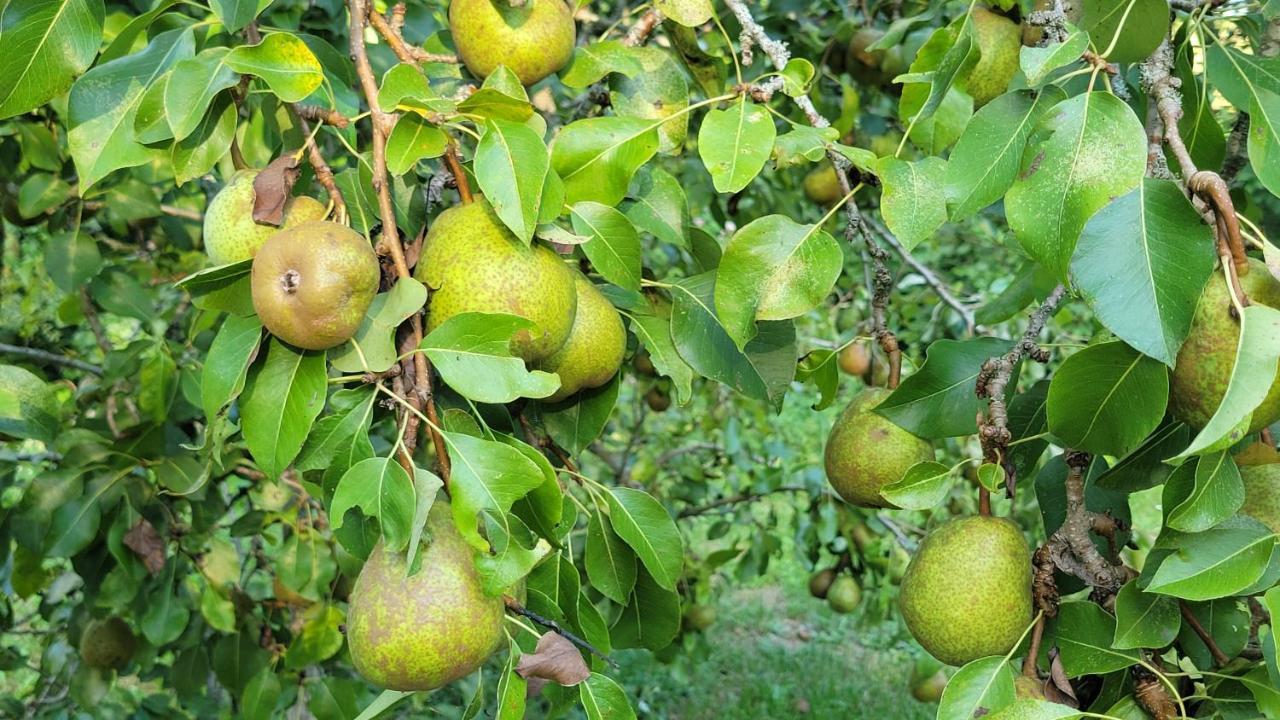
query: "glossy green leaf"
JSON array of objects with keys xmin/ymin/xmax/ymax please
[
  {"xmin": 0, "ymin": 365, "xmax": 63, "ymax": 444},
  {"xmin": 1147, "ymin": 519, "xmax": 1276, "ymax": 600},
  {"xmin": 385, "ymin": 114, "xmax": 448, "ymax": 175},
  {"xmin": 330, "ymin": 277, "xmax": 428, "ymax": 374},
  {"xmin": 584, "ymin": 509, "xmax": 637, "ymax": 604},
  {"xmin": 605, "ymin": 487, "xmax": 683, "ymax": 591},
  {"xmin": 1054, "ymin": 601, "xmax": 1140, "ymax": 677},
  {"xmin": 570, "ymin": 202, "xmax": 642, "ymax": 292},
  {"xmin": 936, "ymin": 656, "xmax": 1016, "ymax": 720},
  {"xmin": 421, "ymin": 312, "xmax": 561, "ymax": 404},
  {"xmin": 551, "ymin": 116, "xmax": 659, "ymax": 207},
  {"xmin": 1019, "ymin": 28, "xmax": 1088, "ymax": 86},
  {"xmin": 624, "ymin": 167, "xmax": 688, "ymax": 248},
  {"xmin": 0, "ymin": 0, "xmax": 104, "ymax": 120},
  {"xmin": 330, "ymin": 457, "xmax": 416, "ymax": 553},
  {"xmin": 610, "ymin": 47, "xmax": 689, "ymax": 154},
  {"xmin": 560, "ymin": 41, "xmax": 644, "ymax": 88},
  {"xmin": 580, "ymin": 673, "xmax": 637, "ymax": 720},
  {"xmin": 1165, "ymin": 452, "xmax": 1244, "ymax": 533},
  {"xmin": 880, "ymin": 461, "xmax": 956, "ymax": 510},
  {"xmin": 164, "ymin": 47, "xmax": 238, "ymax": 142},
  {"xmin": 239, "ymin": 338, "xmax": 327, "ymax": 479},
  {"xmin": 1111, "ymin": 580, "xmax": 1180, "ymax": 650},
  {"xmin": 877, "ymin": 337, "xmax": 1013, "ymax": 440},
  {"xmin": 698, "ymin": 98, "xmax": 776, "ymax": 194},
  {"xmin": 1079, "ymin": 0, "xmax": 1168, "ymax": 64},
  {"xmin": 476, "ymin": 119, "xmax": 549, "ymax": 242},
  {"xmin": 445, "ymin": 432, "xmax": 545, "ymax": 552},
  {"xmin": 878, "ymin": 157, "xmax": 947, "ymax": 250},
  {"xmin": 1249, "ymin": 88, "xmax": 1280, "ymax": 198},
  {"xmin": 1046, "ymin": 341, "xmax": 1168, "ymax": 457},
  {"xmin": 225, "ymin": 33, "xmax": 323, "ymax": 103}
]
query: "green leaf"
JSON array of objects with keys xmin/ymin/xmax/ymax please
[
  {"xmin": 239, "ymin": 338, "xmax": 327, "ymax": 479},
  {"xmin": 1111, "ymin": 581, "xmax": 1180, "ymax": 650},
  {"xmin": 456, "ymin": 88, "xmax": 533, "ymax": 122},
  {"xmin": 421, "ymin": 312, "xmax": 561, "ymax": 403},
  {"xmin": 377, "ymin": 63, "xmax": 447, "ymax": 115},
  {"xmin": 877, "ymin": 337, "xmax": 1014, "ymax": 440},
  {"xmin": 585, "ymin": 509, "xmax": 637, "ymax": 604},
  {"xmin": 46, "ymin": 472, "xmax": 125, "ymax": 557},
  {"xmin": 330, "ymin": 457, "xmax": 417, "ymax": 553},
  {"xmin": 714, "ymin": 215, "xmax": 843, "ymax": 348},
  {"xmin": 1019, "ymin": 28, "xmax": 1088, "ymax": 86},
  {"xmin": 172, "ymin": 95, "xmax": 237, "ymax": 185},
  {"xmin": 44, "ymin": 231, "xmax": 102, "ymax": 294},
  {"xmin": 385, "ymin": 114, "xmax": 448, "ymax": 175},
  {"xmin": 653, "ymin": 0, "xmax": 711, "ymax": 26},
  {"xmin": 623, "ymin": 167, "xmax": 688, "ymax": 248},
  {"xmin": 241, "ymin": 667, "xmax": 282, "ymax": 720},
  {"xmin": 330, "ymin": 277, "xmax": 429, "ymax": 374},
  {"xmin": 1242, "ymin": 667, "xmax": 1280, "ymax": 717},
  {"xmin": 0, "ymin": 0, "xmax": 104, "ymax": 119},
  {"xmin": 353, "ymin": 690, "xmax": 412, "ymax": 720},
  {"xmin": 142, "ymin": 561, "xmax": 190, "ymax": 644},
  {"xmin": 1071, "ymin": 178, "xmax": 1217, "ymax": 366},
  {"xmin": 1046, "ymin": 341, "xmax": 1168, "ymax": 457},
  {"xmin": 201, "ymin": 315, "xmax": 262, "ymax": 420},
  {"xmin": 1175, "ymin": 305, "xmax": 1280, "ymax": 459},
  {"xmin": 1054, "ymin": 601, "xmax": 1140, "ymax": 677},
  {"xmin": 225, "ymin": 33, "xmax": 323, "ymax": 103},
  {"xmin": 610, "ymin": 47, "xmax": 689, "ymax": 154},
  {"xmin": 1005, "ymin": 92, "xmax": 1146, "ymax": 279},
  {"xmin": 1249, "ymin": 88, "xmax": 1280, "ymax": 199},
  {"xmin": 579, "ymin": 673, "xmax": 637, "ymax": 720},
  {"xmin": 540, "ymin": 375, "xmax": 620, "ymax": 455},
  {"xmin": 277, "ymin": 528, "xmax": 337, "ymax": 602},
  {"xmin": 404, "ymin": 467, "xmax": 445, "ymax": 574},
  {"xmin": 877, "ymin": 157, "xmax": 947, "ymax": 250},
  {"xmin": 445, "ymin": 432, "xmax": 545, "ymax": 552},
  {"xmin": 560, "ymin": 41, "xmax": 644, "ymax": 88},
  {"xmin": 670, "ymin": 273, "xmax": 796, "ymax": 410},
  {"xmin": 1164, "ymin": 452, "xmax": 1244, "ymax": 533},
  {"xmin": 946, "ymin": 88, "xmax": 1064, "ymax": 221},
  {"xmin": 296, "ymin": 387, "xmax": 376, "ymax": 472},
  {"xmin": 1265, "ymin": 586, "xmax": 1280, "ymax": 685},
  {"xmin": 1095, "ymin": 422, "xmax": 1189, "ymax": 492},
  {"xmin": 570, "ymin": 202, "xmax": 642, "ymax": 292},
  {"xmin": 1147, "ymin": 519, "xmax": 1276, "ymax": 600},
  {"xmin": 17, "ymin": 173, "xmax": 71, "ymax": 218},
  {"xmin": 164, "ymin": 47, "xmax": 238, "ymax": 142},
  {"xmin": 1080, "ymin": 0, "xmax": 1169, "ymax": 64},
  {"xmin": 1176, "ymin": 598, "xmax": 1250, "ymax": 670},
  {"xmin": 628, "ymin": 313, "xmax": 694, "ymax": 405},
  {"xmin": 1206, "ymin": 43, "xmax": 1280, "ymax": 111},
  {"xmin": 210, "ymin": 0, "xmax": 263, "ymax": 32},
  {"xmin": 213, "ymin": 631, "xmax": 269, "ymax": 695},
  {"xmin": 880, "ymin": 461, "xmax": 956, "ymax": 511},
  {"xmin": 697, "ymin": 98, "xmax": 776, "ymax": 194},
  {"xmin": 610, "ymin": 567, "xmax": 681, "ymax": 651},
  {"xmin": 496, "ymin": 643, "xmax": 527, "ymax": 720},
  {"xmin": 780, "ymin": 58, "xmax": 815, "ymax": 98},
  {"xmin": 771, "ymin": 125, "xmax": 839, "ymax": 169},
  {"xmin": 795, "ymin": 349, "xmax": 839, "ymax": 411},
  {"xmin": 284, "ymin": 604, "xmax": 345, "ymax": 669},
  {"xmin": 605, "ymin": 487, "xmax": 683, "ymax": 591},
  {"xmin": 552, "ymin": 116, "xmax": 660, "ymax": 207},
  {"xmin": 476, "ymin": 119, "xmax": 549, "ymax": 242},
  {"xmin": 0, "ymin": 365, "xmax": 63, "ymax": 444},
  {"xmin": 68, "ymin": 27, "xmax": 195, "ymax": 191},
  {"xmin": 476, "ymin": 513, "xmax": 550, "ymax": 596},
  {"xmin": 936, "ymin": 656, "xmax": 1016, "ymax": 720}
]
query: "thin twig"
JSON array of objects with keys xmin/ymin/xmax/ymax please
[
  {"xmin": 1180, "ymin": 601, "xmax": 1231, "ymax": 666},
  {"xmin": 0, "ymin": 343, "xmax": 104, "ymax": 375},
  {"xmin": 291, "ymin": 111, "xmax": 348, "ymax": 224},
  {"xmin": 443, "ymin": 145, "xmax": 473, "ymax": 204},
  {"xmin": 367, "ymin": 4, "xmax": 459, "ymax": 65},
  {"xmin": 865, "ymin": 217, "xmax": 975, "ymax": 334},
  {"xmin": 503, "ymin": 596, "xmax": 616, "ymax": 667},
  {"xmin": 676, "ymin": 486, "xmax": 807, "ymax": 518}
]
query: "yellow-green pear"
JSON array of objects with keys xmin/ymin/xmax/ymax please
[
  {"xmin": 1170, "ymin": 258, "xmax": 1280, "ymax": 433},
  {"xmin": 909, "ymin": 656, "xmax": 948, "ymax": 703},
  {"xmin": 539, "ymin": 272, "xmax": 626, "ymax": 402},
  {"xmin": 251, "ymin": 221, "xmax": 380, "ymax": 351},
  {"xmin": 825, "ymin": 388, "xmax": 934, "ymax": 507},
  {"xmin": 803, "ymin": 162, "xmax": 843, "ymax": 205},
  {"xmin": 347, "ymin": 503, "xmax": 505, "ymax": 691},
  {"xmin": 416, "ymin": 199, "xmax": 577, "ymax": 362},
  {"xmin": 683, "ymin": 605, "xmax": 717, "ymax": 632},
  {"xmin": 899, "ymin": 516, "xmax": 1033, "ymax": 666},
  {"xmin": 203, "ymin": 170, "xmax": 327, "ymax": 265},
  {"xmin": 965, "ymin": 7, "xmax": 1022, "ymax": 107},
  {"xmin": 1241, "ymin": 462, "xmax": 1280, "ymax": 533},
  {"xmin": 79, "ymin": 616, "xmax": 137, "ymax": 671},
  {"xmin": 827, "ymin": 575, "xmax": 861, "ymax": 614},
  {"xmin": 449, "ymin": 0, "xmax": 576, "ymax": 85}
]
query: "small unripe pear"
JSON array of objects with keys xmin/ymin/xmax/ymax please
[
  {"xmin": 347, "ymin": 504, "xmax": 505, "ymax": 691},
  {"xmin": 1170, "ymin": 258, "xmax": 1280, "ymax": 433},
  {"xmin": 539, "ymin": 273, "xmax": 626, "ymax": 402},
  {"xmin": 645, "ymin": 387, "xmax": 672, "ymax": 412},
  {"xmin": 809, "ymin": 567, "xmax": 837, "ymax": 599},
  {"xmin": 449, "ymin": 0, "xmax": 576, "ymax": 85},
  {"xmin": 825, "ymin": 388, "xmax": 934, "ymax": 507},
  {"xmin": 251, "ymin": 221, "xmax": 380, "ymax": 351},
  {"xmin": 203, "ymin": 170, "xmax": 327, "ymax": 265},
  {"xmin": 909, "ymin": 658, "xmax": 949, "ymax": 703},
  {"xmin": 683, "ymin": 604, "xmax": 717, "ymax": 632},
  {"xmin": 416, "ymin": 199, "xmax": 577, "ymax": 363},
  {"xmin": 1241, "ymin": 463, "xmax": 1280, "ymax": 533},
  {"xmin": 827, "ymin": 575, "xmax": 861, "ymax": 614},
  {"xmin": 900, "ymin": 516, "xmax": 1032, "ymax": 666},
  {"xmin": 79, "ymin": 616, "xmax": 137, "ymax": 671},
  {"xmin": 838, "ymin": 342, "xmax": 871, "ymax": 376},
  {"xmin": 965, "ymin": 7, "xmax": 1022, "ymax": 107},
  {"xmin": 634, "ymin": 351, "xmax": 658, "ymax": 377},
  {"xmin": 803, "ymin": 162, "xmax": 843, "ymax": 205}
]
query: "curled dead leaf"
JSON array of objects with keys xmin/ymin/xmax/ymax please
[
  {"xmin": 252, "ymin": 155, "xmax": 302, "ymax": 225},
  {"xmin": 514, "ymin": 632, "xmax": 590, "ymax": 687},
  {"xmin": 123, "ymin": 519, "xmax": 166, "ymax": 575}
]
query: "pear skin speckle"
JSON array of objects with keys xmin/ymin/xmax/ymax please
[
  {"xmin": 538, "ymin": 272, "xmax": 625, "ymax": 402},
  {"xmin": 1242, "ymin": 463, "xmax": 1280, "ymax": 533},
  {"xmin": 449, "ymin": 0, "xmax": 576, "ymax": 85},
  {"xmin": 824, "ymin": 388, "xmax": 934, "ymax": 507}
]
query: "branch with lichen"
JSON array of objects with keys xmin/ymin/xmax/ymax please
[
  {"xmin": 865, "ymin": 217, "xmax": 976, "ymax": 334},
  {"xmin": 1044, "ymin": 451, "xmax": 1134, "ymax": 593}
]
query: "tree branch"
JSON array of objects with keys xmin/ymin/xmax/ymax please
[
  {"xmin": 676, "ymin": 486, "xmax": 807, "ymax": 519},
  {"xmin": 0, "ymin": 342, "xmax": 103, "ymax": 375},
  {"xmin": 1044, "ymin": 450, "xmax": 1133, "ymax": 593},
  {"xmin": 367, "ymin": 4, "xmax": 459, "ymax": 65},
  {"xmin": 865, "ymin": 217, "xmax": 975, "ymax": 334},
  {"xmin": 291, "ymin": 111, "xmax": 348, "ymax": 225}
]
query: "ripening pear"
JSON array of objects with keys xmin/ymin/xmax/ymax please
[
  {"xmin": 899, "ymin": 516, "xmax": 1033, "ymax": 666},
  {"xmin": 838, "ymin": 342, "xmax": 872, "ymax": 376},
  {"xmin": 803, "ymin": 162, "xmax": 843, "ymax": 205},
  {"xmin": 1170, "ymin": 258, "xmax": 1280, "ymax": 433},
  {"xmin": 909, "ymin": 656, "xmax": 948, "ymax": 703},
  {"xmin": 449, "ymin": 0, "xmax": 576, "ymax": 85},
  {"xmin": 1240, "ymin": 462, "xmax": 1280, "ymax": 533},
  {"xmin": 964, "ymin": 7, "xmax": 1022, "ymax": 107},
  {"xmin": 251, "ymin": 222, "xmax": 380, "ymax": 351},
  {"xmin": 809, "ymin": 567, "xmax": 837, "ymax": 599},
  {"xmin": 539, "ymin": 272, "xmax": 626, "ymax": 402},
  {"xmin": 79, "ymin": 616, "xmax": 137, "ymax": 671},
  {"xmin": 203, "ymin": 170, "xmax": 327, "ymax": 265},
  {"xmin": 827, "ymin": 575, "xmax": 862, "ymax": 614},
  {"xmin": 415, "ymin": 199, "xmax": 577, "ymax": 362},
  {"xmin": 347, "ymin": 503, "xmax": 505, "ymax": 691},
  {"xmin": 645, "ymin": 387, "xmax": 672, "ymax": 412},
  {"xmin": 825, "ymin": 388, "xmax": 935, "ymax": 507}
]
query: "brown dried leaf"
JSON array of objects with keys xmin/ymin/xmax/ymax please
[
  {"xmin": 252, "ymin": 155, "xmax": 302, "ymax": 225},
  {"xmin": 513, "ymin": 632, "xmax": 590, "ymax": 687},
  {"xmin": 1047, "ymin": 650, "xmax": 1078, "ymax": 705},
  {"xmin": 123, "ymin": 519, "xmax": 166, "ymax": 574}
]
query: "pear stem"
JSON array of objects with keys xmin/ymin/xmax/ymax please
[{"xmin": 444, "ymin": 145, "xmax": 473, "ymax": 205}]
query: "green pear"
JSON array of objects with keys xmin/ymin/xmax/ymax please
[
  {"xmin": 1170, "ymin": 258, "xmax": 1280, "ymax": 433},
  {"xmin": 899, "ymin": 516, "xmax": 1032, "ymax": 666},
  {"xmin": 825, "ymin": 388, "xmax": 934, "ymax": 507},
  {"xmin": 964, "ymin": 7, "xmax": 1021, "ymax": 107},
  {"xmin": 203, "ymin": 170, "xmax": 327, "ymax": 265},
  {"xmin": 251, "ymin": 221, "xmax": 380, "ymax": 351},
  {"xmin": 79, "ymin": 616, "xmax": 137, "ymax": 671},
  {"xmin": 347, "ymin": 503, "xmax": 505, "ymax": 691},
  {"xmin": 683, "ymin": 604, "xmax": 717, "ymax": 632},
  {"xmin": 827, "ymin": 575, "xmax": 862, "ymax": 614},
  {"xmin": 1241, "ymin": 462, "xmax": 1280, "ymax": 533},
  {"xmin": 449, "ymin": 0, "xmax": 576, "ymax": 85},
  {"xmin": 416, "ymin": 199, "xmax": 577, "ymax": 362},
  {"xmin": 809, "ymin": 568, "xmax": 837, "ymax": 599},
  {"xmin": 803, "ymin": 162, "xmax": 843, "ymax": 205},
  {"xmin": 538, "ymin": 272, "xmax": 626, "ymax": 402},
  {"xmin": 909, "ymin": 656, "xmax": 948, "ymax": 703}
]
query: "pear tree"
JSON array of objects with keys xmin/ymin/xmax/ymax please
[{"xmin": 2, "ymin": 0, "xmax": 1280, "ymax": 718}]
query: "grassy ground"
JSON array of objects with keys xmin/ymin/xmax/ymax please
[{"xmin": 615, "ymin": 578, "xmax": 937, "ymax": 719}]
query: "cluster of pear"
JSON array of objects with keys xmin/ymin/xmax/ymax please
[
  {"xmin": 448, "ymin": 0, "xmax": 576, "ymax": 86},
  {"xmin": 203, "ymin": 170, "xmax": 380, "ymax": 351},
  {"xmin": 808, "ymin": 566, "xmax": 863, "ymax": 614},
  {"xmin": 416, "ymin": 198, "xmax": 627, "ymax": 402}
]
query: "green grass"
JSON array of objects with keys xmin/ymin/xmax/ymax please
[{"xmin": 615, "ymin": 581, "xmax": 937, "ymax": 719}]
